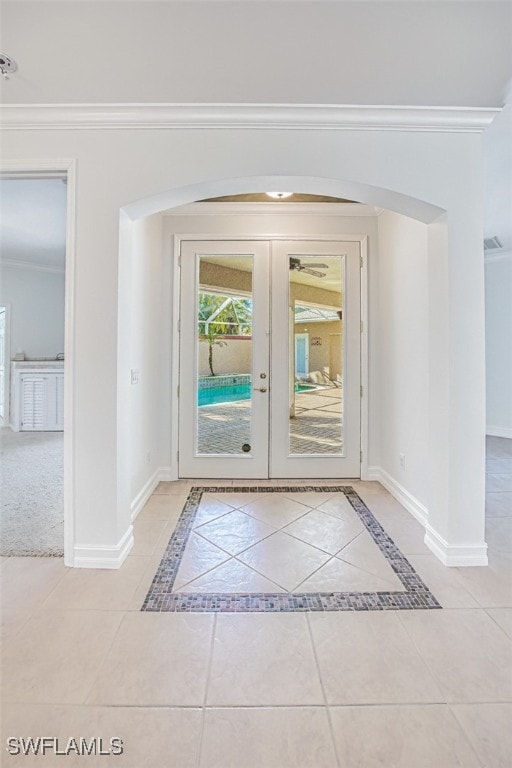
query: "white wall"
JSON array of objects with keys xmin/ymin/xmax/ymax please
[
  {"xmin": 0, "ymin": 264, "xmax": 65, "ymax": 359},
  {"xmin": 376, "ymin": 211, "xmax": 430, "ymax": 512},
  {"xmin": 125, "ymin": 214, "xmax": 165, "ymax": 509},
  {"xmin": 485, "ymin": 256, "xmax": 512, "ymax": 437},
  {"xmin": 1, "ymin": 122, "xmax": 488, "ymax": 567}
]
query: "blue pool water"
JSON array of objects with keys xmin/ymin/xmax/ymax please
[
  {"xmin": 198, "ymin": 384, "xmax": 252, "ymax": 406},
  {"xmin": 198, "ymin": 382, "xmax": 316, "ymax": 406}
]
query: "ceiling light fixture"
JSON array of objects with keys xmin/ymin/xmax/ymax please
[
  {"xmin": 266, "ymin": 191, "xmax": 293, "ymax": 199},
  {"xmin": 0, "ymin": 53, "xmax": 17, "ymax": 79}
]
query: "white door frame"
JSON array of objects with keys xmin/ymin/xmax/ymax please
[
  {"xmin": 0, "ymin": 304, "xmax": 10, "ymax": 426},
  {"xmin": 0, "ymin": 159, "xmax": 77, "ymax": 566},
  {"xmin": 171, "ymin": 232, "xmax": 369, "ymax": 480}
]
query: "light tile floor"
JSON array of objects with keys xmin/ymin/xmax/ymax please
[
  {"xmin": 162, "ymin": 488, "xmax": 406, "ymax": 595},
  {"xmin": 1, "ymin": 437, "xmax": 511, "ymax": 767}
]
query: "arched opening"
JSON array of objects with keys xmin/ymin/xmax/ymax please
[
  {"xmin": 116, "ymin": 174, "xmax": 483, "ymax": 573},
  {"xmin": 122, "ymin": 176, "xmax": 444, "ymax": 224}
]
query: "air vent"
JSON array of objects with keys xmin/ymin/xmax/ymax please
[{"xmin": 484, "ymin": 236, "xmax": 502, "ymax": 251}]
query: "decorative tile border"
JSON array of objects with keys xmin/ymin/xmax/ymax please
[{"xmin": 141, "ymin": 486, "xmax": 441, "ymax": 613}]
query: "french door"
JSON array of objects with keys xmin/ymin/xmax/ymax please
[{"xmin": 178, "ymin": 240, "xmax": 361, "ymax": 478}]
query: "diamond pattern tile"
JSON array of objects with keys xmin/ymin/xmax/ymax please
[
  {"xmin": 210, "ymin": 492, "xmax": 267, "ymax": 509},
  {"xmin": 192, "ymin": 495, "xmax": 235, "ymax": 528},
  {"xmin": 237, "ymin": 531, "xmax": 331, "ymax": 591},
  {"xmin": 280, "ymin": 491, "xmax": 334, "ymax": 508},
  {"xmin": 142, "ymin": 487, "xmax": 441, "ymax": 613},
  {"xmin": 242, "ymin": 495, "xmax": 311, "ymax": 529},
  {"xmin": 337, "ymin": 531, "xmax": 404, "ymax": 588},
  {"xmin": 179, "ymin": 558, "xmax": 285, "ymax": 593},
  {"xmin": 317, "ymin": 495, "xmax": 365, "ymax": 524},
  {"xmin": 172, "ymin": 533, "xmax": 230, "ymax": 590},
  {"xmin": 196, "ymin": 509, "xmax": 276, "ymax": 556},
  {"xmin": 298, "ymin": 556, "xmax": 405, "ymax": 593},
  {"xmin": 284, "ymin": 509, "xmax": 362, "ymax": 555}
]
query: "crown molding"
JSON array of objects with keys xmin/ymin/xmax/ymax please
[
  {"xmin": 1, "ymin": 257, "xmax": 65, "ymax": 274},
  {"xmin": 166, "ymin": 202, "xmax": 379, "ymax": 216},
  {"xmin": 0, "ymin": 103, "xmax": 500, "ymax": 132}
]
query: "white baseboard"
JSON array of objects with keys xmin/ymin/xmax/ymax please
[
  {"xmin": 73, "ymin": 465, "xmax": 175, "ymax": 568},
  {"xmin": 73, "ymin": 525, "xmax": 134, "ymax": 569},
  {"xmin": 424, "ymin": 524, "xmax": 488, "ymax": 567},
  {"xmin": 158, "ymin": 465, "xmax": 173, "ymax": 482},
  {"xmin": 361, "ymin": 466, "xmax": 489, "ymax": 567},
  {"xmin": 130, "ymin": 465, "xmax": 175, "ymax": 522},
  {"xmin": 487, "ymin": 426, "xmax": 512, "ymax": 439},
  {"xmin": 368, "ymin": 467, "xmax": 429, "ymax": 528},
  {"xmin": 364, "ymin": 466, "xmax": 381, "ymax": 482},
  {"xmin": 131, "ymin": 468, "xmax": 160, "ymax": 522}
]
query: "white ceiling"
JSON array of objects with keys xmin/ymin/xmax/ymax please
[
  {"xmin": 1, "ymin": 1, "xmax": 510, "ymax": 106},
  {"xmin": 0, "ymin": 179, "xmax": 67, "ymax": 269},
  {"xmin": 0, "ymin": 2, "xmax": 509, "ymax": 258}
]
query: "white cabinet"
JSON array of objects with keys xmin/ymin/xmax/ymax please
[{"xmin": 11, "ymin": 364, "xmax": 64, "ymax": 431}]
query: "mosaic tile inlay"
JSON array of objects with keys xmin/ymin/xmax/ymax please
[{"xmin": 141, "ymin": 487, "xmax": 441, "ymax": 613}]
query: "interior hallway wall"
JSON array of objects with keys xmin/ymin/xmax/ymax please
[
  {"xmin": 376, "ymin": 210, "xmax": 430, "ymax": 510},
  {"xmin": 0, "ymin": 264, "xmax": 65, "ymax": 359},
  {"xmin": 126, "ymin": 213, "xmax": 165, "ymax": 505},
  {"xmin": 1, "ymin": 121, "xmax": 487, "ymax": 566},
  {"xmin": 485, "ymin": 255, "xmax": 512, "ymax": 437}
]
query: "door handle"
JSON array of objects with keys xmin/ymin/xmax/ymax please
[{"xmin": 253, "ymin": 387, "xmax": 268, "ymax": 393}]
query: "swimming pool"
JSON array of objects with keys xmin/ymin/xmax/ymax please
[{"xmin": 198, "ymin": 381, "xmax": 317, "ymax": 406}]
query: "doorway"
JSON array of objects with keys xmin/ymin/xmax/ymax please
[
  {"xmin": 0, "ymin": 306, "xmax": 7, "ymax": 425},
  {"xmin": 178, "ymin": 239, "xmax": 361, "ymax": 478},
  {"xmin": 0, "ymin": 175, "xmax": 68, "ymax": 557},
  {"xmin": 295, "ymin": 333, "xmax": 309, "ymax": 379}
]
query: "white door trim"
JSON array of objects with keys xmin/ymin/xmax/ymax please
[
  {"xmin": 0, "ymin": 158, "xmax": 77, "ymax": 566},
  {"xmin": 171, "ymin": 233, "xmax": 369, "ymax": 480},
  {"xmin": 0, "ymin": 304, "xmax": 11, "ymax": 427}
]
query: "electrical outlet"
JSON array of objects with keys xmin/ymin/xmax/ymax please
[
  {"xmin": 399, "ymin": 453, "xmax": 406, "ymax": 470},
  {"xmin": 130, "ymin": 369, "xmax": 140, "ymax": 385}
]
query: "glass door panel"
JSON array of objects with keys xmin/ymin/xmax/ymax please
[
  {"xmin": 270, "ymin": 241, "xmax": 360, "ymax": 478},
  {"xmin": 288, "ymin": 254, "xmax": 344, "ymax": 456},
  {"xmin": 179, "ymin": 239, "xmax": 360, "ymax": 479},
  {"xmin": 179, "ymin": 241, "xmax": 270, "ymax": 478},
  {"xmin": 196, "ymin": 255, "xmax": 254, "ymax": 455}
]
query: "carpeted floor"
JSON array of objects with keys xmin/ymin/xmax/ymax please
[{"xmin": 0, "ymin": 428, "xmax": 64, "ymax": 556}]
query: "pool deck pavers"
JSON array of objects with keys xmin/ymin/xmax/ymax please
[{"xmin": 198, "ymin": 386, "xmax": 343, "ymax": 455}]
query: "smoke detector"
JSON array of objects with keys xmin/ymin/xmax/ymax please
[
  {"xmin": 0, "ymin": 53, "xmax": 17, "ymax": 79},
  {"xmin": 484, "ymin": 236, "xmax": 502, "ymax": 251}
]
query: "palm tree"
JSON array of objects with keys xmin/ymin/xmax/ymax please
[
  {"xmin": 198, "ymin": 292, "xmax": 252, "ymax": 375},
  {"xmin": 203, "ymin": 326, "xmax": 227, "ymax": 376}
]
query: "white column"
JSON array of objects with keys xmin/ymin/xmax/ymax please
[{"xmin": 425, "ymin": 211, "xmax": 487, "ymax": 565}]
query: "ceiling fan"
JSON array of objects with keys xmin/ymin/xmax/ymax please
[{"xmin": 289, "ymin": 256, "xmax": 329, "ymax": 278}]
